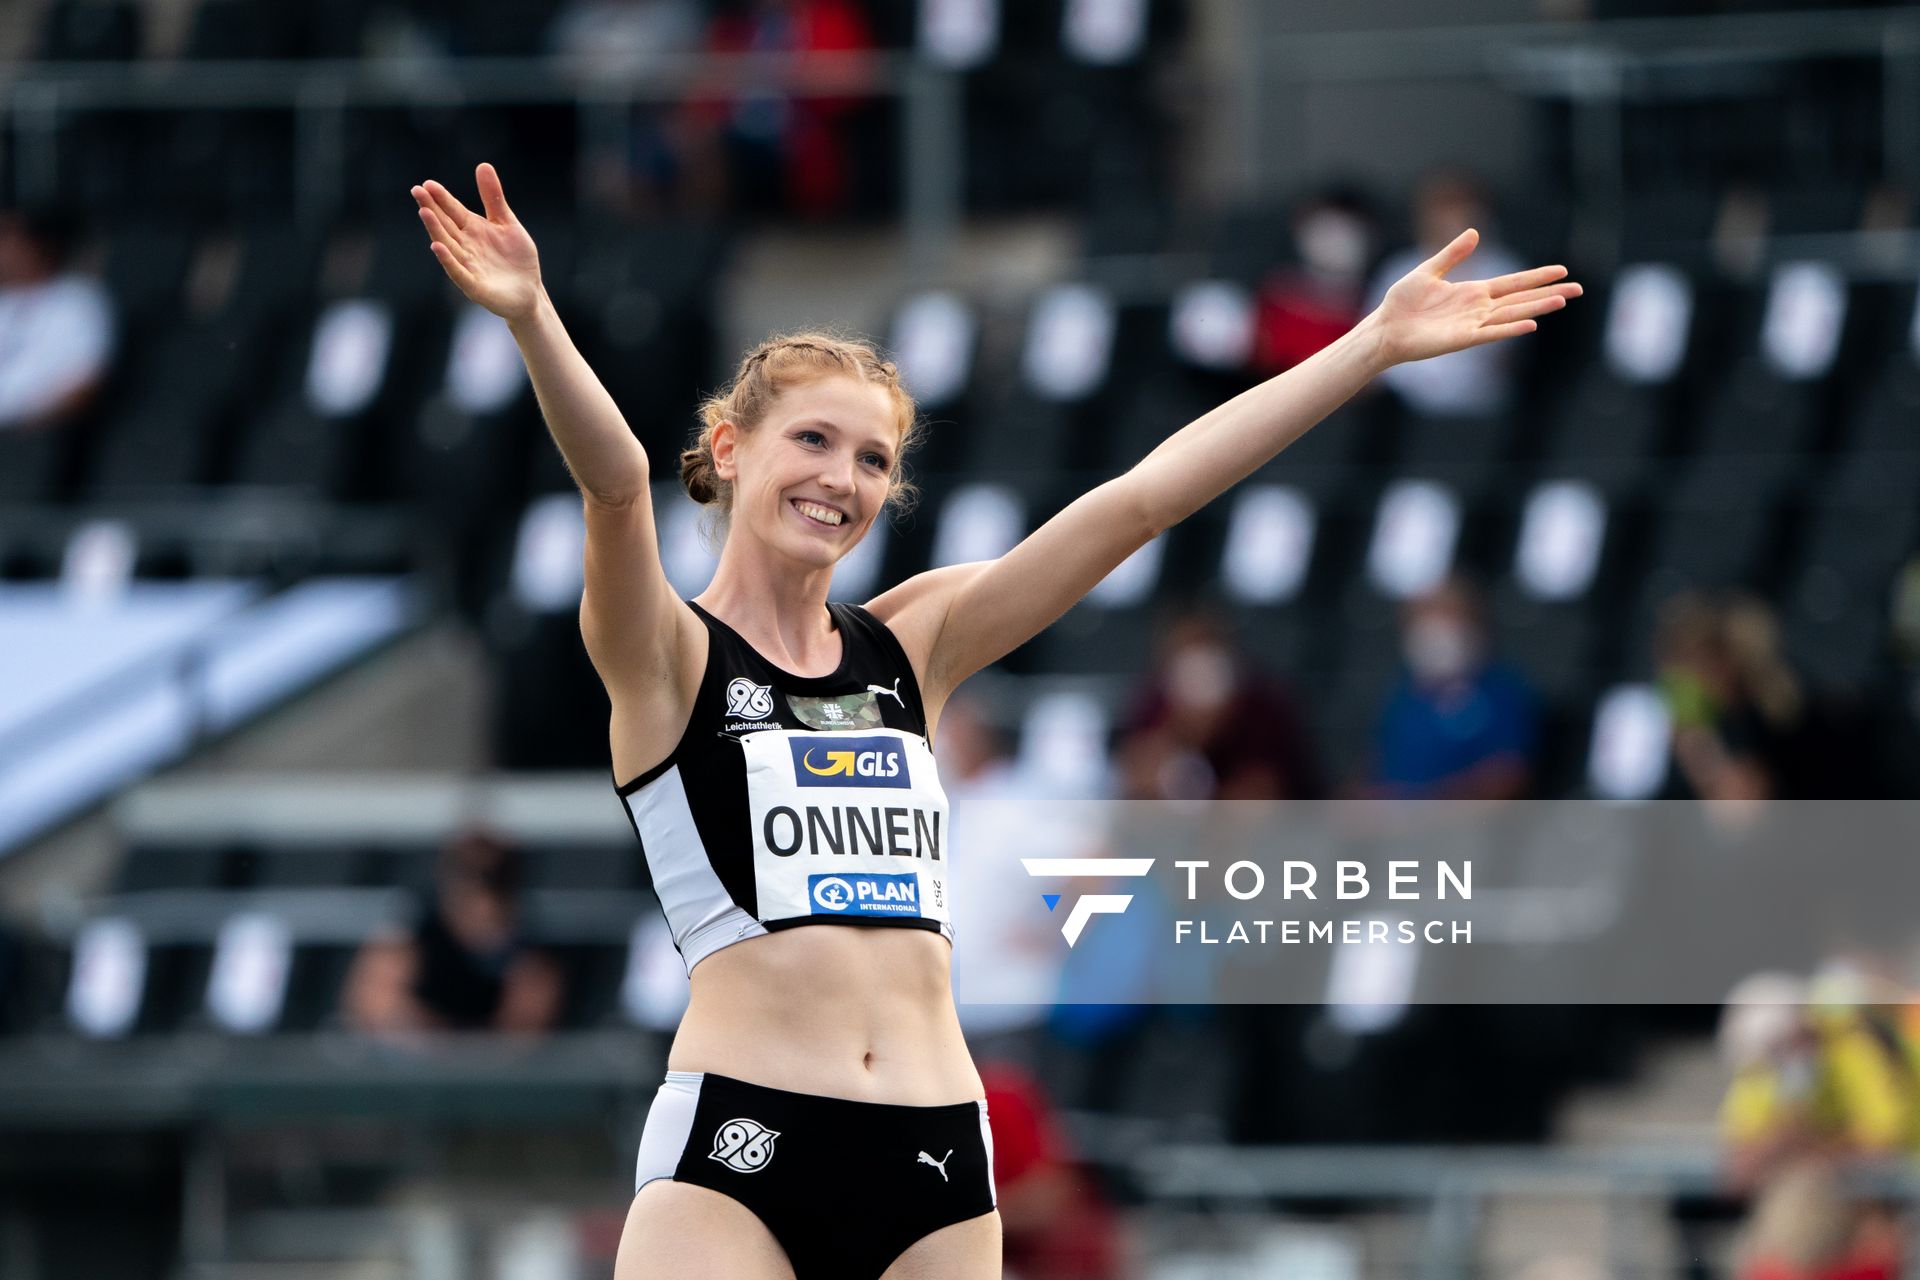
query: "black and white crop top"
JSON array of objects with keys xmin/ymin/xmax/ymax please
[{"xmin": 614, "ymin": 599, "xmax": 953, "ymax": 974}]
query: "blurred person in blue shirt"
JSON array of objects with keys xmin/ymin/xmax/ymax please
[{"xmin": 1365, "ymin": 574, "xmax": 1540, "ymax": 800}]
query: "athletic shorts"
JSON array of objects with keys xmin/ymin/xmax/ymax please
[{"xmin": 634, "ymin": 1069, "xmax": 997, "ymax": 1279}]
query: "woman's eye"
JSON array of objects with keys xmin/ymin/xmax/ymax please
[
  {"xmin": 798, "ymin": 431, "xmax": 825, "ymax": 446},
  {"xmin": 863, "ymin": 455, "xmax": 887, "ymax": 469}
]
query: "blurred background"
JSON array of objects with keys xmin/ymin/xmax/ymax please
[{"xmin": 3, "ymin": 0, "xmax": 1920, "ymax": 1275}]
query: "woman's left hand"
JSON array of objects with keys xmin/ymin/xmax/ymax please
[{"xmin": 1370, "ymin": 228, "xmax": 1582, "ymax": 368}]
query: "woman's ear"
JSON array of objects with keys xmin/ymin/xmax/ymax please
[{"xmin": 711, "ymin": 419, "xmax": 739, "ymax": 481}]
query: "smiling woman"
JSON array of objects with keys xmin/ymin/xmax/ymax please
[
  {"xmin": 409, "ymin": 160, "xmax": 1579, "ymax": 1280},
  {"xmin": 676, "ymin": 333, "xmax": 923, "ymax": 553}
]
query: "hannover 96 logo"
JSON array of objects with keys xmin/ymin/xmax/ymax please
[
  {"xmin": 709, "ymin": 1118, "xmax": 780, "ymax": 1173},
  {"xmin": 726, "ymin": 678, "xmax": 775, "ymax": 720}
]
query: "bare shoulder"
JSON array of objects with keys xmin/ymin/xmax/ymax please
[
  {"xmin": 863, "ymin": 562, "xmax": 990, "ymax": 729},
  {"xmin": 605, "ymin": 599, "xmax": 708, "ymax": 788}
]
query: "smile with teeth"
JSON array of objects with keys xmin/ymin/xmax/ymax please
[{"xmin": 792, "ymin": 499, "xmax": 845, "ymax": 528}]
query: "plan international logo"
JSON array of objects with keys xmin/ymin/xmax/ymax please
[{"xmin": 1021, "ymin": 858, "xmax": 1155, "ymax": 946}]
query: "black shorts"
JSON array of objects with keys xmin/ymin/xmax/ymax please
[{"xmin": 634, "ymin": 1070, "xmax": 998, "ymax": 1278}]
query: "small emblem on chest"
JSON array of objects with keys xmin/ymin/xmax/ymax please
[
  {"xmin": 786, "ymin": 689, "xmax": 885, "ymax": 731},
  {"xmin": 726, "ymin": 678, "xmax": 775, "ymax": 720}
]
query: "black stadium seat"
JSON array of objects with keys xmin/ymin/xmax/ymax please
[
  {"xmin": 35, "ymin": 0, "xmax": 143, "ymax": 60},
  {"xmin": 1780, "ymin": 481, "xmax": 1918, "ymax": 693},
  {"xmin": 1535, "ymin": 366, "xmax": 1670, "ymax": 496}
]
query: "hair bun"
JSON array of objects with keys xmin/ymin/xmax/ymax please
[{"xmin": 679, "ymin": 444, "xmax": 718, "ymax": 505}]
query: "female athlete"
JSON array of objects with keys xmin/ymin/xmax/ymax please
[{"xmin": 412, "ymin": 162, "xmax": 1581, "ymax": 1279}]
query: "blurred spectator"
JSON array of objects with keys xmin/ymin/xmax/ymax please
[
  {"xmin": 938, "ymin": 694, "xmax": 1067, "ymax": 1064},
  {"xmin": 1364, "ymin": 169, "xmax": 1523, "ymax": 417},
  {"xmin": 549, "ymin": 0, "xmax": 704, "ymax": 213},
  {"xmin": 1720, "ymin": 973, "xmax": 1829, "ymax": 1187},
  {"xmin": 344, "ymin": 830, "xmax": 562, "ymax": 1036},
  {"xmin": 1116, "ymin": 609, "xmax": 1323, "ymax": 801},
  {"xmin": 681, "ymin": 0, "xmax": 877, "ymax": 217},
  {"xmin": 1718, "ymin": 967, "xmax": 1917, "ymax": 1280},
  {"xmin": 980, "ymin": 1062, "xmax": 1129, "ymax": 1280},
  {"xmin": 1720, "ymin": 965, "xmax": 1920, "ymax": 1185},
  {"xmin": 1657, "ymin": 592, "xmax": 1812, "ymax": 804},
  {"xmin": 1737, "ymin": 1163, "xmax": 1901, "ymax": 1280},
  {"xmin": 0, "ymin": 207, "xmax": 114, "ymax": 431},
  {"xmin": 1364, "ymin": 575, "xmax": 1540, "ymax": 800},
  {"xmin": 1253, "ymin": 185, "xmax": 1379, "ymax": 374},
  {"xmin": 1713, "ymin": 184, "xmax": 1771, "ymax": 280}
]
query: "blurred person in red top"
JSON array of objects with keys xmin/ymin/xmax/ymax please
[
  {"xmin": 981, "ymin": 1062, "xmax": 1130, "ymax": 1279},
  {"xmin": 1117, "ymin": 607, "xmax": 1324, "ymax": 801},
  {"xmin": 1253, "ymin": 185, "xmax": 1379, "ymax": 374},
  {"xmin": 681, "ymin": 0, "xmax": 877, "ymax": 217}
]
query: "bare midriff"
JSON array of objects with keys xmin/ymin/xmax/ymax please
[{"xmin": 665, "ymin": 924, "xmax": 983, "ymax": 1106}]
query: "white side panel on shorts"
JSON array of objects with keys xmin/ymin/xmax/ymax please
[
  {"xmin": 635, "ymin": 1072, "xmax": 704, "ymax": 1193},
  {"xmin": 976, "ymin": 1099, "xmax": 997, "ymax": 1207}
]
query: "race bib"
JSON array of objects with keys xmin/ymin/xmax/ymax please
[{"xmin": 738, "ymin": 727, "xmax": 951, "ymax": 926}]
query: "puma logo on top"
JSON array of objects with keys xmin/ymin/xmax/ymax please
[
  {"xmin": 917, "ymin": 1148, "xmax": 952, "ymax": 1181},
  {"xmin": 868, "ymin": 678, "xmax": 904, "ymax": 707},
  {"xmin": 726, "ymin": 678, "xmax": 775, "ymax": 720}
]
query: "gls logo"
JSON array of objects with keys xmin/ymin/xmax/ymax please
[
  {"xmin": 1021, "ymin": 858, "xmax": 1156, "ymax": 946},
  {"xmin": 789, "ymin": 737, "xmax": 910, "ymax": 789}
]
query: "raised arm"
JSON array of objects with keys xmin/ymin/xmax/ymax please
[
  {"xmin": 412, "ymin": 164, "xmax": 686, "ymax": 695},
  {"xmin": 892, "ymin": 229, "xmax": 1582, "ymax": 703}
]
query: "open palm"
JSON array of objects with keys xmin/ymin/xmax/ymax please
[
  {"xmin": 1375, "ymin": 228, "xmax": 1582, "ymax": 366},
  {"xmin": 410, "ymin": 163, "xmax": 542, "ymax": 323}
]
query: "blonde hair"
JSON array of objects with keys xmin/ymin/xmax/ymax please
[{"xmin": 680, "ymin": 332, "xmax": 922, "ymax": 533}]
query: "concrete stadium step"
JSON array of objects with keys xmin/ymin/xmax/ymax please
[{"xmin": 1552, "ymin": 1039, "xmax": 1724, "ymax": 1148}]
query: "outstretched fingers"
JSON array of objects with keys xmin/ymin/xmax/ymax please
[
  {"xmin": 1419, "ymin": 227, "xmax": 1479, "ymax": 278},
  {"xmin": 1494, "ymin": 281, "xmax": 1581, "ymax": 309},
  {"xmin": 1485, "ymin": 290, "xmax": 1572, "ymax": 327},
  {"xmin": 475, "ymin": 162, "xmax": 514, "ymax": 224},
  {"xmin": 416, "ymin": 203, "xmax": 467, "ymax": 258},
  {"xmin": 428, "ymin": 238, "xmax": 478, "ymax": 294},
  {"xmin": 1485, "ymin": 262, "xmax": 1572, "ymax": 297},
  {"xmin": 420, "ymin": 179, "xmax": 475, "ymax": 232}
]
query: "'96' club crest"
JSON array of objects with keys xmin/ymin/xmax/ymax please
[
  {"xmin": 709, "ymin": 1118, "xmax": 780, "ymax": 1173},
  {"xmin": 726, "ymin": 678, "xmax": 775, "ymax": 720}
]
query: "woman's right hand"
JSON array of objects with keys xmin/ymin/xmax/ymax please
[{"xmin": 411, "ymin": 162, "xmax": 543, "ymax": 324}]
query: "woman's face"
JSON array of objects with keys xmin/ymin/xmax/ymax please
[{"xmin": 715, "ymin": 374, "xmax": 900, "ymax": 571}]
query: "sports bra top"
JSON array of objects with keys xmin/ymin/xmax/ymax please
[{"xmin": 614, "ymin": 598, "xmax": 953, "ymax": 975}]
